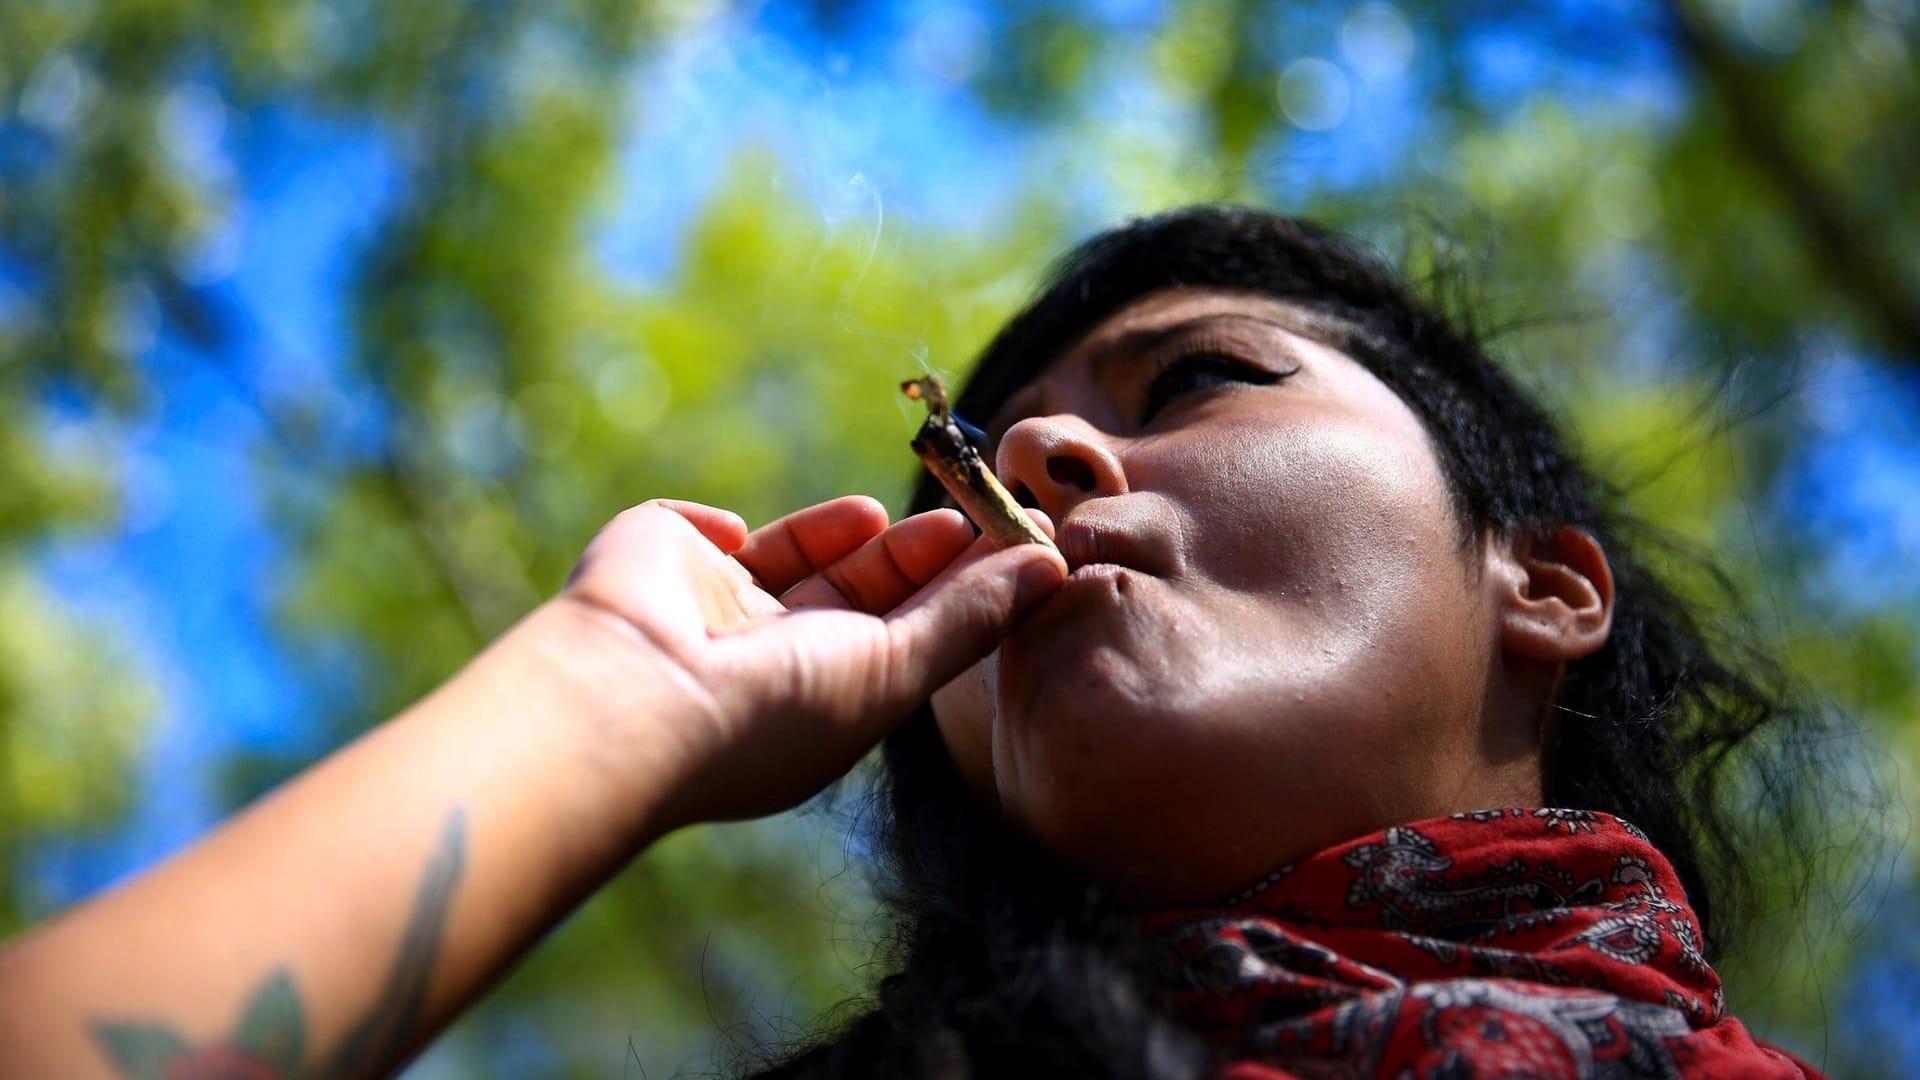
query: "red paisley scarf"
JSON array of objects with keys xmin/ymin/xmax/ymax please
[{"xmin": 1138, "ymin": 808, "xmax": 1824, "ymax": 1079}]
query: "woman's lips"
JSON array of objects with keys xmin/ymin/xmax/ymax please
[
  {"xmin": 1065, "ymin": 561, "xmax": 1131, "ymax": 585},
  {"xmin": 1055, "ymin": 516, "xmax": 1171, "ymax": 578},
  {"xmin": 1041, "ymin": 561, "xmax": 1135, "ymax": 614}
]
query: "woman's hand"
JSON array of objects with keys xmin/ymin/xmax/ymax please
[
  {"xmin": 0, "ymin": 494, "xmax": 1062, "ymax": 1078},
  {"xmin": 0, "ymin": 493, "xmax": 1061, "ymax": 1080},
  {"xmin": 558, "ymin": 496, "xmax": 1067, "ymax": 827}
]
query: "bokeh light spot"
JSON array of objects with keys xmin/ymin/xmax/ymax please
[
  {"xmin": 1738, "ymin": 0, "xmax": 1807, "ymax": 53},
  {"xmin": 122, "ymin": 453, "xmax": 176, "ymax": 535},
  {"xmin": 512, "ymin": 383, "xmax": 582, "ymax": 460},
  {"xmin": 1590, "ymin": 162, "xmax": 1662, "ymax": 240},
  {"xmin": 18, "ymin": 54, "xmax": 96, "ymax": 134},
  {"xmin": 100, "ymin": 283, "xmax": 161, "ymax": 358},
  {"xmin": 912, "ymin": 7, "xmax": 992, "ymax": 85},
  {"xmin": 1275, "ymin": 58, "xmax": 1351, "ymax": 132},
  {"xmin": 596, "ymin": 353, "xmax": 672, "ymax": 435},
  {"xmin": 1340, "ymin": 3, "xmax": 1415, "ymax": 82},
  {"xmin": 1847, "ymin": 8, "xmax": 1911, "ymax": 66}
]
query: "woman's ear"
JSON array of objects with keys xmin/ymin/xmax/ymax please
[{"xmin": 1492, "ymin": 526, "xmax": 1614, "ymax": 663}]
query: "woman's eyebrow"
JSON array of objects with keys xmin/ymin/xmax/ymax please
[
  {"xmin": 1082, "ymin": 312, "xmax": 1307, "ymax": 381},
  {"xmin": 986, "ymin": 312, "xmax": 1312, "ymax": 441}
]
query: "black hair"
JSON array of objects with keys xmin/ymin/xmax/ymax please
[{"xmin": 742, "ymin": 205, "xmax": 1821, "ymax": 1079}]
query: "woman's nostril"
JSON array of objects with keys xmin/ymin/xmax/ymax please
[
  {"xmin": 1011, "ymin": 482, "xmax": 1039, "ymax": 510},
  {"xmin": 1047, "ymin": 455, "xmax": 1097, "ymax": 492}
]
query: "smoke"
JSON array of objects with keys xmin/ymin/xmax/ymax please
[{"xmin": 804, "ymin": 170, "xmax": 946, "ymax": 431}]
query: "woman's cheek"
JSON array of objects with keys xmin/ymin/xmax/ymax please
[{"xmin": 933, "ymin": 654, "xmax": 998, "ymax": 798}]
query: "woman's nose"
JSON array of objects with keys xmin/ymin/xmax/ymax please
[{"xmin": 995, "ymin": 416, "xmax": 1128, "ymax": 520}]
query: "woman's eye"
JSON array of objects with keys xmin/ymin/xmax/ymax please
[{"xmin": 1139, "ymin": 354, "xmax": 1285, "ymax": 424}]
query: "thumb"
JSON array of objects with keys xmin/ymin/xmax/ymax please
[{"xmin": 874, "ymin": 540, "xmax": 1068, "ymax": 716}]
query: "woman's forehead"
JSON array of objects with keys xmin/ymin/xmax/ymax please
[
  {"xmin": 1045, "ymin": 288, "xmax": 1347, "ymax": 377},
  {"xmin": 1091, "ymin": 287, "xmax": 1314, "ymax": 336},
  {"xmin": 986, "ymin": 287, "xmax": 1354, "ymax": 416}
]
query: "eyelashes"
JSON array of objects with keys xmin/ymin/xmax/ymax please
[
  {"xmin": 1138, "ymin": 352, "xmax": 1293, "ymax": 425},
  {"xmin": 979, "ymin": 343, "xmax": 1299, "ymax": 441}
]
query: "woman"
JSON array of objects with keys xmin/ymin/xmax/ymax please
[{"xmin": 0, "ymin": 207, "xmax": 1821, "ymax": 1079}]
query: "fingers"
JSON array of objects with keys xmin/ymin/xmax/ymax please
[
  {"xmin": 654, "ymin": 499, "xmax": 750, "ymax": 554},
  {"xmin": 734, "ymin": 495, "xmax": 890, "ymax": 595},
  {"xmin": 566, "ymin": 501, "xmax": 735, "ymax": 644},
  {"xmin": 569, "ymin": 499, "xmax": 791, "ymax": 644},
  {"xmin": 874, "ymin": 535, "xmax": 1067, "ymax": 716},
  {"xmin": 721, "ymin": 517, "xmax": 1064, "ymax": 742},
  {"xmin": 780, "ymin": 508, "xmax": 977, "ymax": 613},
  {"xmin": 625, "ymin": 506, "xmax": 1065, "ymax": 822}
]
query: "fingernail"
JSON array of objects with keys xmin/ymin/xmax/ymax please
[{"xmin": 1015, "ymin": 556, "xmax": 1065, "ymax": 611}]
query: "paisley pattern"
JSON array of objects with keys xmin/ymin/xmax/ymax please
[{"xmin": 1138, "ymin": 810, "xmax": 1823, "ymax": 1079}]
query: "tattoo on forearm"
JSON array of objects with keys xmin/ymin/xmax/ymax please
[{"xmin": 89, "ymin": 808, "xmax": 469, "ymax": 1080}]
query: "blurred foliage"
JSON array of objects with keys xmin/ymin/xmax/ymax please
[{"xmin": 2, "ymin": 0, "xmax": 1917, "ymax": 1076}]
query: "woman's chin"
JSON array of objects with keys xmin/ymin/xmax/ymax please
[
  {"xmin": 1002, "ymin": 570, "xmax": 1176, "ymax": 676},
  {"xmin": 995, "ymin": 635, "xmax": 1157, "ymax": 733}
]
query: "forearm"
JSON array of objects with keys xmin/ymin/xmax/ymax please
[
  {"xmin": 0, "ymin": 598, "xmax": 696, "ymax": 1080},
  {"xmin": 0, "ymin": 489, "xmax": 1058, "ymax": 1078}
]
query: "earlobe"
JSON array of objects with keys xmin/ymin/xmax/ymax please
[{"xmin": 1495, "ymin": 526, "xmax": 1614, "ymax": 663}]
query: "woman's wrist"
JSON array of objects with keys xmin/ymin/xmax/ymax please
[{"xmin": 460, "ymin": 595, "xmax": 722, "ymax": 853}]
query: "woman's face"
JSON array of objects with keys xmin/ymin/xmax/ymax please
[{"xmin": 931, "ymin": 287, "xmax": 1547, "ymax": 905}]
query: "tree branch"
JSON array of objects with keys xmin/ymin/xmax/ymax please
[
  {"xmin": 165, "ymin": 271, "xmax": 495, "ymax": 651},
  {"xmin": 1663, "ymin": 0, "xmax": 1920, "ymax": 362}
]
